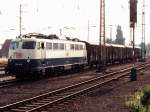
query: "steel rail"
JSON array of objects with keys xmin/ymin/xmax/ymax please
[
  {"xmin": 0, "ymin": 67, "xmax": 5, "ymax": 71},
  {"xmin": 26, "ymin": 64, "xmax": 149, "ymax": 112},
  {"xmin": 0, "ymin": 62, "xmax": 149, "ymax": 112},
  {"xmin": 0, "ymin": 62, "xmax": 138, "ymax": 89},
  {"xmin": 0, "ymin": 67, "xmax": 5, "ymax": 75},
  {"xmin": 0, "ymin": 61, "xmax": 147, "ymax": 89},
  {"xmin": 0, "ymin": 79, "xmax": 18, "ymax": 88}
]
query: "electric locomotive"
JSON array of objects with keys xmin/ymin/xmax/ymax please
[{"xmin": 6, "ymin": 33, "xmax": 87, "ymax": 78}]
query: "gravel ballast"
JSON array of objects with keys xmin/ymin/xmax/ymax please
[
  {"xmin": 0, "ymin": 63, "xmax": 149, "ymax": 112},
  {"xmin": 50, "ymin": 66, "xmax": 150, "ymax": 112}
]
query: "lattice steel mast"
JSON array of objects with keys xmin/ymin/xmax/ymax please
[{"xmin": 98, "ymin": 0, "xmax": 106, "ymax": 71}]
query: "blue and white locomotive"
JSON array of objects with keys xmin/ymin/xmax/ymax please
[{"xmin": 6, "ymin": 33, "xmax": 87, "ymax": 78}]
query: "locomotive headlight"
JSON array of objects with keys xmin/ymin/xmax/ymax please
[{"xmin": 27, "ymin": 56, "xmax": 30, "ymax": 63}]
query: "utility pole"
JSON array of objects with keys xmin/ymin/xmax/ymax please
[
  {"xmin": 142, "ymin": 0, "xmax": 145, "ymax": 61},
  {"xmin": 59, "ymin": 28, "xmax": 62, "ymax": 37},
  {"xmin": 129, "ymin": 28, "xmax": 133, "ymax": 46},
  {"xmin": 109, "ymin": 25, "xmax": 112, "ymax": 43},
  {"xmin": 87, "ymin": 20, "xmax": 96, "ymax": 43},
  {"xmin": 87, "ymin": 20, "xmax": 90, "ymax": 42},
  {"xmin": 98, "ymin": 0, "xmax": 106, "ymax": 72},
  {"xmin": 19, "ymin": 4, "xmax": 22, "ymax": 37}
]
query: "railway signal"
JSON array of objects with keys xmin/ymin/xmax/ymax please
[
  {"xmin": 130, "ymin": 0, "xmax": 137, "ymax": 27},
  {"xmin": 141, "ymin": 0, "xmax": 146, "ymax": 62},
  {"xmin": 129, "ymin": 0, "xmax": 138, "ymax": 80},
  {"xmin": 129, "ymin": 0, "xmax": 137, "ymax": 61}
]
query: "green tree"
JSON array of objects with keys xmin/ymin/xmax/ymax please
[
  {"xmin": 106, "ymin": 38, "xmax": 113, "ymax": 44},
  {"xmin": 114, "ymin": 25, "xmax": 125, "ymax": 45}
]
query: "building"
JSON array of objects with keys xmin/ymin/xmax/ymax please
[{"xmin": 0, "ymin": 39, "xmax": 12, "ymax": 58}]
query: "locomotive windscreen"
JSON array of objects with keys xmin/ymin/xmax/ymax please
[
  {"xmin": 22, "ymin": 41, "xmax": 36, "ymax": 49},
  {"xmin": 9, "ymin": 41, "xmax": 19, "ymax": 50}
]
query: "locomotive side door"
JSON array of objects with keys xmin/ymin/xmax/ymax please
[
  {"xmin": 40, "ymin": 42, "xmax": 46, "ymax": 59},
  {"xmin": 65, "ymin": 43, "xmax": 71, "ymax": 67}
]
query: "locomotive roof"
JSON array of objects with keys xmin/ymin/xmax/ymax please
[{"xmin": 11, "ymin": 37, "xmax": 85, "ymax": 44}]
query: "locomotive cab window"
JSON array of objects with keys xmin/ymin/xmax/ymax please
[
  {"xmin": 22, "ymin": 41, "xmax": 36, "ymax": 49},
  {"xmin": 10, "ymin": 41, "xmax": 19, "ymax": 50}
]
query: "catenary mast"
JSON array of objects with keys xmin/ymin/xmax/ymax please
[{"xmin": 98, "ymin": 0, "xmax": 106, "ymax": 71}]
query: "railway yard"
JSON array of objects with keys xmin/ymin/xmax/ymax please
[
  {"xmin": 0, "ymin": 60, "xmax": 149, "ymax": 112},
  {"xmin": 0, "ymin": 0, "xmax": 149, "ymax": 111},
  {"xmin": 0, "ymin": 31, "xmax": 145, "ymax": 112}
]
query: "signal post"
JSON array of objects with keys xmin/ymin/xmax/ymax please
[{"xmin": 130, "ymin": 0, "xmax": 138, "ymax": 81}]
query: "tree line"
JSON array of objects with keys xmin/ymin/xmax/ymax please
[
  {"xmin": 106, "ymin": 25, "xmax": 125, "ymax": 45},
  {"xmin": 106, "ymin": 25, "xmax": 150, "ymax": 56}
]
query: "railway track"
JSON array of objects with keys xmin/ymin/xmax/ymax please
[
  {"xmin": 0, "ymin": 62, "xmax": 149, "ymax": 112},
  {"xmin": 0, "ymin": 62, "xmax": 138, "ymax": 89},
  {"xmin": 0, "ymin": 65, "xmax": 16, "ymax": 89},
  {"xmin": 0, "ymin": 61, "xmax": 145, "ymax": 89},
  {"xmin": 0, "ymin": 78, "xmax": 18, "ymax": 88},
  {"xmin": 0, "ymin": 66, "xmax": 5, "ymax": 75},
  {"xmin": 0, "ymin": 67, "xmax": 5, "ymax": 71}
]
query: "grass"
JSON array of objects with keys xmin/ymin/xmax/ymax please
[{"xmin": 126, "ymin": 85, "xmax": 150, "ymax": 112}]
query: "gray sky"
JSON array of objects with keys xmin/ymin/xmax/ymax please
[{"xmin": 0, "ymin": 0, "xmax": 150, "ymax": 45}]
